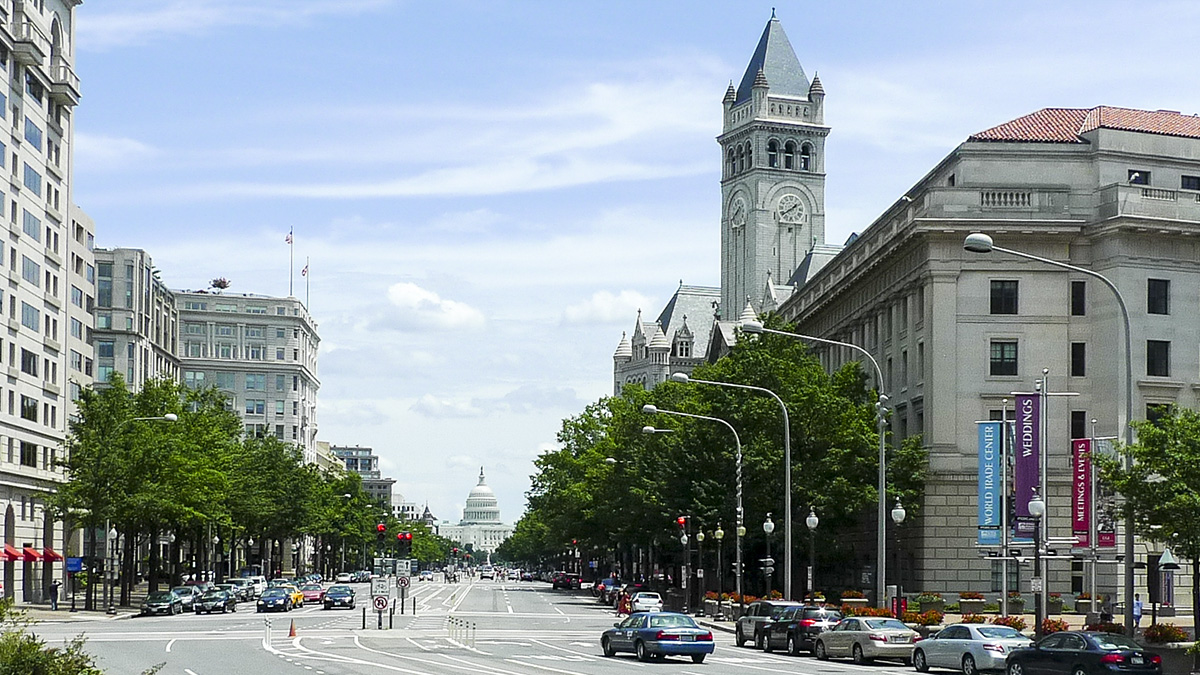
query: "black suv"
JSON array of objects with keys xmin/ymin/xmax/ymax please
[
  {"xmin": 735, "ymin": 599, "xmax": 801, "ymax": 648},
  {"xmin": 763, "ymin": 605, "xmax": 843, "ymax": 655},
  {"xmin": 552, "ymin": 573, "xmax": 581, "ymax": 590}
]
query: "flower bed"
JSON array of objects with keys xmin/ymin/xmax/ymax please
[
  {"xmin": 1144, "ymin": 623, "xmax": 1189, "ymax": 644},
  {"xmin": 991, "ymin": 615, "xmax": 1027, "ymax": 631}
]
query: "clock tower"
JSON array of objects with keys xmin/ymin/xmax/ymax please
[{"xmin": 718, "ymin": 13, "xmax": 828, "ymax": 317}]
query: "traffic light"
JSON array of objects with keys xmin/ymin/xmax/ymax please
[
  {"xmin": 396, "ymin": 531, "xmax": 412, "ymax": 557},
  {"xmin": 376, "ymin": 523, "xmax": 386, "ymax": 543},
  {"xmin": 676, "ymin": 516, "xmax": 687, "ymax": 529}
]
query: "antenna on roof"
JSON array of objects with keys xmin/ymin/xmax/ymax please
[{"xmin": 772, "ymin": 7, "xmax": 776, "ymax": 18}]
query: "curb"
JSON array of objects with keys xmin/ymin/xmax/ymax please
[{"xmin": 696, "ymin": 617, "xmax": 735, "ymax": 634}]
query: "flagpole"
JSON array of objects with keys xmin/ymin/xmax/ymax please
[
  {"xmin": 288, "ymin": 228, "xmax": 294, "ymax": 297},
  {"xmin": 305, "ymin": 257, "xmax": 310, "ymax": 310}
]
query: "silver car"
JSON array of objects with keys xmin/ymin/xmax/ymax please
[
  {"xmin": 913, "ymin": 623, "xmax": 1032, "ymax": 675},
  {"xmin": 815, "ymin": 616, "xmax": 920, "ymax": 664}
]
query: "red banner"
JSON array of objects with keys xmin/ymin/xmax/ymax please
[{"xmin": 1072, "ymin": 439, "xmax": 1091, "ymax": 546}]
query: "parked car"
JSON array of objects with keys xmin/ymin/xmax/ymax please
[
  {"xmin": 419, "ymin": 570, "xmax": 434, "ymax": 582},
  {"xmin": 257, "ymin": 587, "xmax": 293, "ymax": 612},
  {"xmin": 247, "ymin": 576, "xmax": 267, "ymax": 597},
  {"xmin": 300, "ymin": 584, "xmax": 325, "ymax": 604},
  {"xmin": 171, "ymin": 585, "xmax": 202, "ymax": 612},
  {"xmin": 814, "ymin": 616, "xmax": 920, "ymax": 664},
  {"xmin": 323, "ymin": 585, "xmax": 356, "ymax": 610},
  {"xmin": 141, "ymin": 590, "xmax": 183, "ymax": 616},
  {"xmin": 521, "ymin": 572, "xmax": 534, "ymax": 582},
  {"xmin": 553, "ymin": 573, "xmax": 582, "ymax": 590},
  {"xmin": 914, "ymin": 623, "xmax": 1032, "ymax": 675},
  {"xmin": 281, "ymin": 584, "xmax": 305, "ymax": 607},
  {"xmin": 763, "ymin": 605, "xmax": 844, "ymax": 655},
  {"xmin": 735, "ymin": 599, "xmax": 802, "ymax": 648},
  {"xmin": 335, "ymin": 572, "xmax": 353, "ymax": 583},
  {"xmin": 1004, "ymin": 631, "xmax": 1162, "ymax": 675},
  {"xmin": 196, "ymin": 590, "xmax": 238, "ymax": 614},
  {"xmin": 601, "ymin": 611, "xmax": 714, "ymax": 663},
  {"xmin": 228, "ymin": 578, "xmax": 255, "ymax": 601},
  {"xmin": 630, "ymin": 592, "xmax": 664, "ymax": 613}
]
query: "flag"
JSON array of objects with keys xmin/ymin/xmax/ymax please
[
  {"xmin": 301, "ymin": 264, "xmax": 308, "ymax": 277},
  {"xmin": 285, "ymin": 231, "xmax": 293, "ymax": 244}
]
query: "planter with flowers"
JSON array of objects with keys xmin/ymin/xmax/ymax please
[
  {"xmin": 1005, "ymin": 592, "xmax": 1025, "ymax": 615},
  {"xmin": 840, "ymin": 589, "xmax": 869, "ymax": 611},
  {"xmin": 1047, "ymin": 592, "xmax": 1063, "ymax": 615},
  {"xmin": 959, "ymin": 591, "xmax": 986, "ymax": 616},
  {"xmin": 1074, "ymin": 593, "xmax": 1092, "ymax": 615},
  {"xmin": 915, "ymin": 592, "xmax": 944, "ymax": 614}
]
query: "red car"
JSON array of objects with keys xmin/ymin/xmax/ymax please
[{"xmin": 300, "ymin": 584, "xmax": 325, "ymax": 603}]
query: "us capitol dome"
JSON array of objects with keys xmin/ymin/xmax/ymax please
[{"xmin": 438, "ymin": 467, "xmax": 513, "ymax": 554}]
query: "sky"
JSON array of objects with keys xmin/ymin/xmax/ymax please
[{"xmin": 69, "ymin": 0, "xmax": 1200, "ymax": 527}]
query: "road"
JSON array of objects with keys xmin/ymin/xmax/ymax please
[{"xmin": 31, "ymin": 577, "xmax": 921, "ymax": 675}]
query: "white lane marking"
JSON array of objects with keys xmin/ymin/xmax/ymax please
[
  {"xmin": 528, "ymin": 638, "xmax": 599, "ymax": 661},
  {"xmin": 184, "ymin": 670, "xmax": 198, "ymax": 675},
  {"xmin": 503, "ymin": 659, "xmax": 595, "ymax": 675},
  {"xmin": 166, "ymin": 639, "xmax": 176, "ymax": 652}
]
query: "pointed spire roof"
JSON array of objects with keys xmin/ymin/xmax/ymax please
[
  {"xmin": 809, "ymin": 73, "xmax": 824, "ymax": 96},
  {"xmin": 739, "ymin": 298, "xmax": 758, "ymax": 324},
  {"xmin": 614, "ymin": 331, "xmax": 632, "ymax": 359},
  {"xmin": 675, "ymin": 315, "xmax": 693, "ymax": 339},
  {"xmin": 649, "ymin": 324, "xmax": 671, "ymax": 350},
  {"xmin": 723, "ymin": 81, "xmax": 736, "ymax": 103},
  {"xmin": 632, "ymin": 309, "xmax": 645, "ymax": 339},
  {"xmin": 735, "ymin": 14, "xmax": 809, "ymax": 105}
]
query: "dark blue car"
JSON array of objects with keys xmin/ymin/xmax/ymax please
[{"xmin": 601, "ymin": 611, "xmax": 715, "ymax": 663}]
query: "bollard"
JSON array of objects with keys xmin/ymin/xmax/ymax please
[
  {"xmin": 412, "ymin": 596, "xmax": 417, "ymax": 616},
  {"xmin": 361, "ymin": 606, "xmax": 366, "ymax": 630},
  {"xmin": 264, "ymin": 618, "xmax": 272, "ymax": 646},
  {"xmin": 470, "ymin": 621, "xmax": 476, "ymax": 649},
  {"xmin": 389, "ymin": 602, "xmax": 394, "ymax": 629}
]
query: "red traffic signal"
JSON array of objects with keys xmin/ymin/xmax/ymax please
[
  {"xmin": 676, "ymin": 516, "xmax": 687, "ymax": 528},
  {"xmin": 396, "ymin": 531, "xmax": 412, "ymax": 541},
  {"xmin": 376, "ymin": 523, "xmax": 386, "ymax": 533}
]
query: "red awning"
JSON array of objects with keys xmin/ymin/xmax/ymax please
[
  {"xmin": 22, "ymin": 547, "xmax": 41, "ymax": 562},
  {"xmin": 42, "ymin": 547, "xmax": 63, "ymax": 561},
  {"xmin": 1, "ymin": 543, "xmax": 20, "ymax": 562}
]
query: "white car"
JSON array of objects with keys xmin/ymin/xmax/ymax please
[
  {"xmin": 479, "ymin": 566, "xmax": 495, "ymax": 580},
  {"xmin": 815, "ymin": 617, "xmax": 920, "ymax": 664},
  {"xmin": 630, "ymin": 591, "xmax": 663, "ymax": 613},
  {"xmin": 419, "ymin": 570, "xmax": 434, "ymax": 582},
  {"xmin": 335, "ymin": 573, "xmax": 352, "ymax": 583},
  {"xmin": 913, "ymin": 623, "xmax": 1032, "ymax": 675}
]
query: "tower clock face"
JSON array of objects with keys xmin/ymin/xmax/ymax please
[
  {"xmin": 730, "ymin": 197, "xmax": 747, "ymax": 228},
  {"xmin": 777, "ymin": 194, "xmax": 806, "ymax": 224}
]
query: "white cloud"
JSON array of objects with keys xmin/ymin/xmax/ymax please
[
  {"xmin": 409, "ymin": 395, "xmax": 484, "ymax": 419},
  {"xmin": 74, "ymin": 133, "xmax": 158, "ymax": 170},
  {"xmin": 378, "ymin": 282, "xmax": 485, "ymax": 332},
  {"xmin": 563, "ymin": 290, "xmax": 651, "ymax": 325}
]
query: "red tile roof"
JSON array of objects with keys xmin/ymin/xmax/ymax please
[{"xmin": 970, "ymin": 106, "xmax": 1200, "ymax": 143}]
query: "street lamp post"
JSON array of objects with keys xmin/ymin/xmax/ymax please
[
  {"xmin": 641, "ymin": 405, "xmax": 745, "ymax": 606},
  {"xmin": 965, "ymin": 232, "xmax": 1136, "ymax": 636},
  {"xmin": 714, "ymin": 524, "xmax": 725, "ymax": 619},
  {"xmin": 763, "ymin": 514, "xmax": 776, "ymax": 597},
  {"xmin": 669, "ymin": 373, "xmax": 793, "ymax": 600},
  {"xmin": 106, "ymin": 525, "xmax": 118, "ymax": 614},
  {"xmin": 739, "ymin": 321, "xmax": 891, "ymax": 607},
  {"xmin": 806, "ymin": 508, "xmax": 818, "ymax": 601},
  {"xmin": 1029, "ymin": 488, "xmax": 1046, "ymax": 639},
  {"xmin": 891, "ymin": 500, "xmax": 906, "ymax": 603},
  {"xmin": 696, "ymin": 530, "xmax": 706, "ymax": 616}
]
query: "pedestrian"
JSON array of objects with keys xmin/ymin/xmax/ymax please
[
  {"xmin": 1099, "ymin": 596, "xmax": 1113, "ymax": 624},
  {"xmin": 1133, "ymin": 593, "xmax": 1143, "ymax": 628},
  {"xmin": 49, "ymin": 579, "xmax": 61, "ymax": 611}
]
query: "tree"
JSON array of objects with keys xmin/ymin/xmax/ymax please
[{"xmin": 1095, "ymin": 406, "xmax": 1200, "ymax": 660}]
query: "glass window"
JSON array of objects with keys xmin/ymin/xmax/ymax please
[
  {"xmin": 1147, "ymin": 340, "xmax": 1170, "ymax": 377},
  {"xmin": 1148, "ymin": 279, "xmax": 1169, "ymax": 315},
  {"xmin": 70, "ymin": 285, "xmax": 82, "ymax": 307},
  {"xmin": 22, "ymin": 163, "xmax": 40, "ymax": 195},
  {"xmin": 1071, "ymin": 410, "xmax": 1087, "ymax": 440},
  {"xmin": 97, "ymin": 340, "xmax": 114, "ymax": 358},
  {"xmin": 1070, "ymin": 342, "xmax": 1086, "ymax": 377},
  {"xmin": 20, "ymin": 301, "xmax": 37, "ymax": 331},
  {"xmin": 23, "ymin": 116, "xmax": 40, "ymax": 150},
  {"xmin": 246, "ymin": 373, "xmax": 266, "ymax": 390},
  {"xmin": 215, "ymin": 372, "xmax": 235, "ymax": 389},
  {"xmin": 1128, "ymin": 169, "xmax": 1150, "ymax": 185},
  {"xmin": 990, "ymin": 340, "xmax": 1018, "ymax": 376},
  {"xmin": 989, "ymin": 280, "xmax": 1018, "ymax": 314},
  {"xmin": 184, "ymin": 371, "xmax": 205, "ymax": 388},
  {"xmin": 1183, "ymin": 175, "xmax": 1200, "ymax": 191},
  {"xmin": 21, "ymin": 210, "xmax": 39, "ymax": 240},
  {"xmin": 20, "ymin": 255, "xmax": 38, "ymax": 285},
  {"xmin": 244, "ymin": 399, "xmax": 265, "ymax": 415},
  {"xmin": 96, "ymin": 312, "xmax": 111, "ymax": 329}
]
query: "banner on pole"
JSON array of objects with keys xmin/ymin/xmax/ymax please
[
  {"xmin": 977, "ymin": 422, "xmax": 1002, "ymax": 545},
  {"xmin": 1071, "ymin": 438, "xmax": 1091, "ymax": 546},
  {"xmin": 1094, "ymin": 438, "xmax": 1118, "ymax": 547},
  {"xmin": 1013, "ymin": 394, "xmax": 1039, "ymax": 541}
]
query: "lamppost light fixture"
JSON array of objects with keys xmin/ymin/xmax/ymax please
[
  {"xmin": 737, "ymin": 525, "xmax": 747, "ymax": 537},
  {"xmin": 714, "ymin": 525, "xmax": 724, "ymax": 540},
  {"xmin": 641, "ymin": 404, "xmax": 658, "ymax": 414},
  {"xmin": 1028, "ymin": 488, "xmax": 1046, "ymax": 517},
  {"xmin": 108, "ymin": 527, "xmax": 117, "ymax": 540},
  {"xmin": 963, "ymin": 232, "xmax": 995, "ymax": 253},
  {"xmin": 680, "ymin": 533, "xmax": 688, "ymax": 545},
  {"xmin": 696, "ymin": 531, "xmax": 705, "ymax": 543},
  {"xmin": 762, "ymin": 513, "xmax": 775, "ymax": 535},
  {"xmin": 1160, "ymin": 547, "xmax": 1181, "ymax": 570},
  {"xmin": 891, "ymin": 499, "xmax": 906, "ymax": 525},
  {"xmin": 806, "ymin": 508, "xmax": 819, "ymax": 531},
  {"xmin": 669, "ymin": 372, "xmax": 690, "ymax": 383}
]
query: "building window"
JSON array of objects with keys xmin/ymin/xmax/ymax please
[
  {"xmin": 20, "ymin": 302, "xmax": 37, "ymax": 331},
  {"xmin": 97, "ymin": 340, "xmax": 114, "ymax": 358},
  {"xmin": 990, "ymin": 340, "xmax": 1018, "ymax": 376},
  {"xmin": 20, "ymin": 255, "xmax": 38, "ymax": 286},
  {"xmin": 1070, "ymin": 342, "xmax": 1086, "ymax": 377},
  {"xmin": 1071, "ymin": 410, "xmax": 1088, "ymax": 440},
  {"xmin": 989, "ymin": 280, "xmax": 1018, "ymax": 314},
  {"xmin": 799, "ymin": 143, "xmax": 812, "ymax": 170},
  {"xmin": 244, "ymin": 399, "xmax": 265, "ymax": 415},
  {"xmin": 1128, "ymin": 169, "xmax": 1150, "ymax": 185},
  {"xmin": 247, "ymin": 343, "xmax": 264, "ymax": 360},
  {"xmin": 97, "ymin": 365, "xmax": 113, "ymax": 382},
  {"xmin": 184, "ymin": 323, "xmax": 205, "ymax": 335},
  {"xmin": 784, "ymin": 140, "xmax": 796, "ymax": 169},
  {"xmin": 1183, "ymin": 175, "xmax": 1200, "ymax": 191},
  {"xmin": 275, "ymin": 400, "xmax": 285, "ymax": 416},
  {"xmin": 20, "ymin": 348, "xmax": 36, "ymax": 376},
  {"xmin": 1147, "ymin": 403, "xmax": 1171, "ymax": 425},
  {"xmin": 767, "ymin": 140, "xmax": 778, "ymax": 168},
  {"xmin": 23, "ymin": 116, "xmax": 40, "ymax": 150},
  {"xmin": 246, "ymin": 326, "xmax": 264, "ymax": 338},
  {"xmin": 1148, "ymin": 279, "xmax": 1169, "ymax": 315},
  {"xmin": 215, "ymin": 324, "xmax": 234, "ymax": 337},
  {"xmin": 20, "ymin": 395, "xmax": 36, "ymax": 421},
  {"xmin": 275, "ymin": 374, "xmax": 286, "ymax": 391},
  {"xmin": 184, "ymin": 300, "xmax": 206, "ymax": 310},
  {"xmin": 19, "ymin": 441, "xmax": 35, "ymax": 468},
  {"xmin": 184, "ymin": 371, "xmax": 205, "ymax": 388},
  {"xmin": 70, "ymin": 286, "xmax": 83, "ymax": 307},
  {"xmin": 246, "ymin": 373, "xmax": 266, "ymax": 390},
  {"xmin": 275, "ymin": 347, "xmax": 285, "ymax": 360},
  {"xmin": 22, "ymin": 163, "xmax": 40, "ymax": 195},
  {"xmin": 22, "ymin": 210, "xmax": 39, "ymax": 240},
  {"xmin": 1146, "ymin": 340, "xmax": 1170, "ymax": 377}
]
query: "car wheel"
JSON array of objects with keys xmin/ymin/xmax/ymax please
[
  {"xmin": 602, "ymin": 637, "xmax": 615, "ymax": 657},
  {"xmin": 815, "ymin": 640, "xmax": 829, "ymax": 661},
  {"xmin": 962, "ymin": 653, "xmax": 978, "ymax": 675},
  {"xmin": 853, "ymin": 643, "xmax": 870, "ymax": 664},
  {"xmin": 1007, "ymin": 662, "xmax": 1025, "ymax": 675},
  {"xmin": 636, "ymin": 640, "xmax": 650, "ymax": 662},
  {"xmin": 691, "ymin": 654, "xmax": 706, "ymax": 664},
  {"xmin": 764, "ymin": 632, "xmax": 774, "ymax": 652},
  {"xmin": 914, "ymin": 649, "xmax": 929, "ymax": 672},
  {"xmin": 1071, "ymin": 667, "xmax": 1086, "ymax": 675},
  {"xmin": 735, "ymin": 625, "xmax": 746, "ymax": 648}
]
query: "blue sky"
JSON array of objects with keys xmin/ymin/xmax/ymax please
[{"xmin": 71, "ymin": 1, "xmax": 1200, "ymax": 526}]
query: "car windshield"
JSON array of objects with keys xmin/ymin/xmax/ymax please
[
  {"xmin": 302, "ymin": 584, "xmax": 322, "ymax": 591},
  {"xmin": 1092, "ymin": 634, "xmax": 1142, "ymax": 651},
  {"xmin": 262, "ymin": 589, "xmax": 287, "ymax": 598},
  {"xmin": 978, "ymin": 626, "xmax": 1025, "ymax": 639},
  {"xmin": 649, "ymin": 615, "xmax": 698, "ymax": 629},
  {"xmin": 147, "ymin": 592, "xmax": 175, "ymax": 601},
  {"xmin": 803, "ymin": 608, "xmax": 842, "ymax": 620},
  {"xmin": 171, "ymin": 587, "xmax": 191, "ymax": 594},
  {"xmin": 864, "ymin": 619, "xmax": 910, "ymax": 631},
  {"xmin": 635, "ymin": 593, "xmax": 661, "ymax": 600},
  {"xmin": 201, "ymin": 591, "xmax": 225, "ymax": 600},
  {"xmin": 328, "ymin": 586, "xmax": 352, "ymax": 594}
]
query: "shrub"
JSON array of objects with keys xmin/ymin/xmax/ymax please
[
  {"xmin": 804, "ymin": 593, "xmax": 826, "ymax": 602},
  {"xmin": 1048, "ymin": 592, "xmax": 1062, "ymax": 599},
  {"xmin": 916, "ymin": 610, "xmax": 944, "ymax": 626},
  {"xmin": 1084, "ymin": 622, "xmax": 1125, "ymax": 633},
  {"xmin": 960, "ymin": 614, "xmax": 986, "ymax": 624},
  {"xmin": 1008, "ymin": 591, "xmax": 1023, "ymax": 600},
  {"xmin": 1076, "ymin": 592, "xmax": 1091, "ymax": 600},
  {"xmin": 959, "ymin": 591, "xmax": 985, "ymax": 600},
  {"xmin": 843, "ymin": 604, "xmax": 894, "ymax": 617},
  {"xmin": 841, "ymin": 589, "xmax": 866, "ymax": 599},
  {"xmin": 704, "ymin": 591, "xmax": 719, "ymax": 601},
  {"xmin": 767, "ymin": 590, "xmax": 783, "ymax": 600},
  {"xmin": 914, "ymin": 592, "xmax": 942, "ymax": 603},
  {"xmin": 945, "ymin": 603, "xmax": 960, "ymax": 613},
  {"xmin": 1143, "ymin": 623, "xmax": 1189, "ymax": 644},
  {"xmin": 1042, "ymin": 618, "xmax": 1069, "ymax": 635},
  {"xmin": 991, "ymin": 615, "xmax": 1027, "ymax": 631},
  {"xmin": 982, "ymin": 602, "xmax": 1000, "ymax": 613}
]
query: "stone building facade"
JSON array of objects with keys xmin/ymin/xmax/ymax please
[{"xmin": 439, "ymin": 468, "xmax": 512, "ymax": 555}]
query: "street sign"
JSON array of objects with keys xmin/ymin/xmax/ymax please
[
  {"xmin": 373, "ymin": 595, "xmax": 389, "ymax": 611},
  {"xmin": 1030, "ymin": 576, "xmax": 1044, "ymax": 592},
  {"xmin": 372, "ymin": 579, "xmax": 390, "ymax": 597},
  {"xmin": 398, "ymin": 576, "xmax": 410, "ymax": 588},
  {"xmin": 696, "ymin": 569, "xmax": 704, "ymax": 578},
  {"xmin": 66, "ymin": 557, "xmax": 82, "ymax": 573}
]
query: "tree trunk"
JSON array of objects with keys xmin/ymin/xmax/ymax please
[
  {"xmin": 121, "ymin": 532, "xmax": 134, "ymax": 605},
  {"xmin": 85, "ymin": 525, "xmax": 95, "ymax": 611},
  {"xmin": 147, "ymin": 525, "xmax": 160, "ymax": 592},
  {"xmin": 1192, "ymin": 558, "xmax": 1198, "ymax": 672}
]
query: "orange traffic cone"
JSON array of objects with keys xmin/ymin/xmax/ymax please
[{"xmin": 288, "ymin": 619, "xmax": 297, "ymax": 637}]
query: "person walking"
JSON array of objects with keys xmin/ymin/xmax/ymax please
[
  {"xmin": 1133, "ymin": 593, "xmax": 1143, "ymax": 628},
  {"xmin": 50, "ymin": 579, "xmax": 61, "ymax": 611}
]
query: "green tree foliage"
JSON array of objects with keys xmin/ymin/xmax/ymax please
[
  {"xmin": 1095, "ymin": 406, "xmax": 1200, "ymax": 658},
  {"xmin": 507, "ymin": 317, "xmax": 928, "ymax": 587},
  {"xmin": 0, "ymin": 599, "xmax": 103, "ymax": 675}
]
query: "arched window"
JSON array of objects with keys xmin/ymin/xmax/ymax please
[
  {"xmin": 737, "ymin": 145, "xmax": 745, "ymax": 173},
  {"xmin": 800, "ymin": 144, "xmax": 812, "ymax": 171},
  {"xmin": 768, "ymin": 140, "xmax": 779, "ymax": 168},
  {"xmin": 784, "ymin": 141, "xmax": 796, "ymax": 170},
  {"xmin": 745, "ymin": 141, "xmax": 753, "ymax": 169},
  {"xmin": 727, "ymin": 148, "xmax": 736, "ymax": 176}
]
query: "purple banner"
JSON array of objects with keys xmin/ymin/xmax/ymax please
[
  {"xmin": 1072, "ymin": 439, "xmax": 1091, "ymax": 546},
  {"xmin": 1013, "ymin": 394, "xmax": 1039, "ymax": 540}
]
